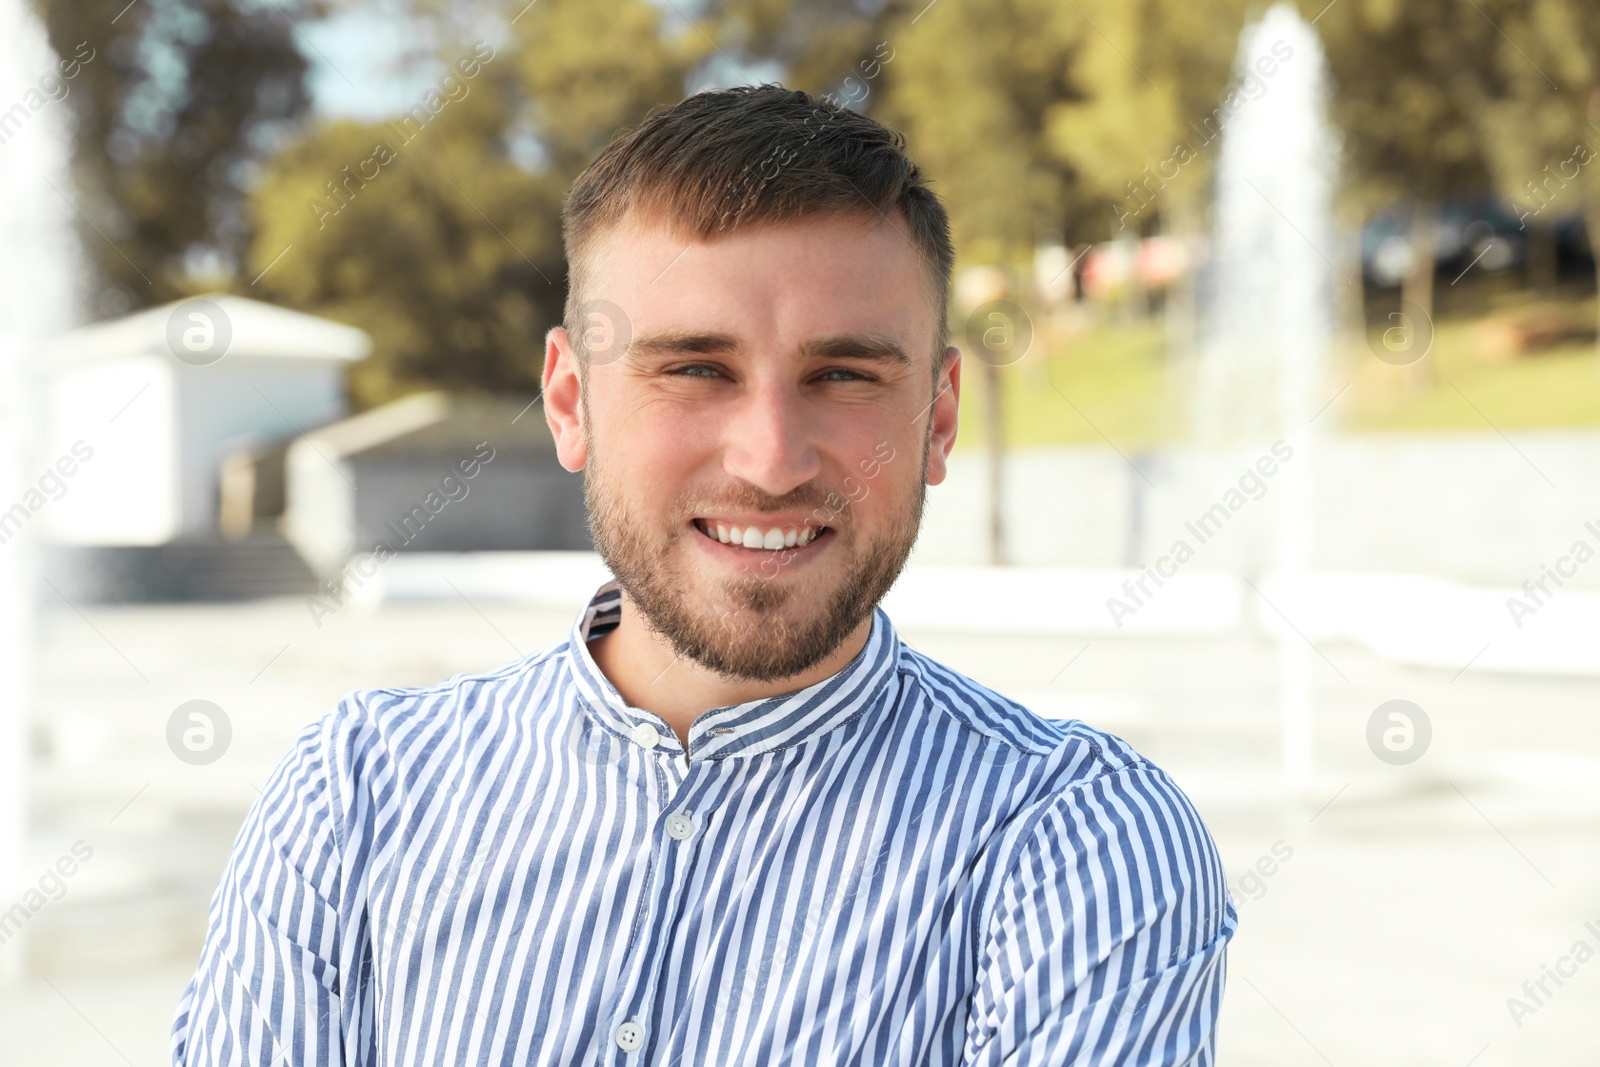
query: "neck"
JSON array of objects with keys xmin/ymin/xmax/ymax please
[{"xmin": 587, "ymin": 592, "xmax": 873, "ymax": 749}]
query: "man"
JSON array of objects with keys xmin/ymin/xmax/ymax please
[{"xmin": 172, "ymin": 84, "xmax": 1235, "ymax": 1065}]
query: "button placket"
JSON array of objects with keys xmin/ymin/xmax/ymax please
[{"xmin": 606, "ymin": 761, "xmax": 721, "ymax": 1063}]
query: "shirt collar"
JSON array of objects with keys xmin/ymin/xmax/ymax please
[{"xmin": 563, "ymin": 580, "xmax": 902, "ymax": 760}]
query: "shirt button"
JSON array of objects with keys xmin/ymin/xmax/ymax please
[
  {"xmin": 665, "ymin": 812, "xmax": 695, "ymax": 840},
  {"xmin": 614, "ymin": 1020, "xmax": 644, "ymax": 1051},
  {"xmin": 630, "ymin": 723, "xmax": 660, "ymax": 749}
]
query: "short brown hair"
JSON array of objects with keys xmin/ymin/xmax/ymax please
[{"xmin": 561, "ymin": 84, "xmax": 954, "ymax": 375}]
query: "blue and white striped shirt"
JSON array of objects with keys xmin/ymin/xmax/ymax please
[{"xmin": 172, "ymin": 581, "xmax": 1236, "ymax": 1065}]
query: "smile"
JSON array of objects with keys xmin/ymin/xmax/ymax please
[{"xmin": 691, "ymin": 518, "xmax": 830, "ymax": 551}]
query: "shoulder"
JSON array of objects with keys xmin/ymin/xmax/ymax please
[
  {"xmin": 284, "ymin": 638, "xmax": 572, "ymax": 800},
  {"xmin": 342, "ymin": 637, "xmax": 566, "ymax": 728},
  {"xmin": 895, "ymin": 642, "xmax": 1147, "ymax": 788},
  {"xmin": 895, "ymin": 643, "xmax": 1232, "ymax": 951}
]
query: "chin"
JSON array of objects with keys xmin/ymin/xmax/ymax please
[{"xmin": 628, "ymin": 554, "xmax": 864, "ymax": 682}]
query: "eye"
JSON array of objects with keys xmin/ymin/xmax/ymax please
[
  {"xmin": 816, "ymin": 368, "xmax": 875, "ymax": 382},
  {"xmin": 667, "ymin": 364, "xmax": 724, "ymax": 378}
]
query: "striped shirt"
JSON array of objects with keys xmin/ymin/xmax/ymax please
[{"xmin": 172, "ymin": 581, "xmax": 1236, "ymax": 1065}]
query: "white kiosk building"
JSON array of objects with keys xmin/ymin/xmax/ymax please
[{"xmin": 39, "ymin": 294, "xmax": 370, "ymax": 600}]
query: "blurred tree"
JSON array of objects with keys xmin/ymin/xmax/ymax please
[
  {"xmin": 882, "ymin": 0, "xmax": 1088, "ymax": 267},
  {"xmin": 1465, "ymin": 0, "xmax": 1600, "ymax": 363},
  {"xmin": 1044, "ymin": 0, "xmax": 1247, "ymax": 244},
  {"xmin": 1040, "ymin": 0, "xmax": 1248, "ymax": 366},
  {"xmin": 697, "ymin": 0, "xmax": 913, "ymax": 103},
  {"xmin": 247, "ymin": 0, "xmax": 704, "ymax": 404},
  {"xmin": 248, "ymin": 99, "xmax": 566, "ymax": 404},
  {"xmin": 510, "ymin": 0, "xmax": 705, "ymax": 177},
  {"xmin": 33, "ymin": 0, "xmax": 319, "ymax": 317},
  {"xmin": 885, "ymin": 0, "xmax": 1247, "ymax": 284},
  {"xmin": 1315, "ymin": 0, "xmax": 1501, "ymax": 380},
  {"xmin": 878, "ymin": 0, "xmax": 1090, "ymax": 566},
  {"xmin": 881, "ymin": 0, "xmax": 1248, "ymax": 562}
]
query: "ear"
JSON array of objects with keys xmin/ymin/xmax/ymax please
[
  {"xmin": 923, "ymin": 345, "xmax": 961, "ymax": 486},
  {"xmin": 543, "ymin": 326, "xmax": 587, "ymax": 472}
]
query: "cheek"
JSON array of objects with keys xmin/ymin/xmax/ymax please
[
  {"xmin": 595, "ymin": 396, "xmax": 720, "ymax": 502},
  {"xmin": 838, "ymin": 437, "xmax": 919, "ymax": 522}
]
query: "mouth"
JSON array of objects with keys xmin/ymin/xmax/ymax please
[{"xmin": 690, "ymin": 517, "xmax": 832, "ymax": 553}]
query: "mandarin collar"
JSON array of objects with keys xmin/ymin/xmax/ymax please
[{"xmin": 563, "ymin": 581, "xmax": 902, "ymax": 760}]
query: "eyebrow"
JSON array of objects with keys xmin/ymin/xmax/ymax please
[{"xmin": 627, "ymin": 329, "xmax": 911, "ymax": 367}]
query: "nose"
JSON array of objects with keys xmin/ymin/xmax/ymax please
[{"xmin": 718, "ymin": 379, "xmax": 821, "ymax": 497}]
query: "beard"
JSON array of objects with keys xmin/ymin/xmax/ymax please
[{"xmin": 582, "ymin": 422, "xmax": 929, "ymax": 683}]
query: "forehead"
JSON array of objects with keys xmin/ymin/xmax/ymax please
[{"xmin": 580, "ymin": 208, "xmax": 938, "ymax": 351}]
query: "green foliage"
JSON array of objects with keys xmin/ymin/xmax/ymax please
[
  {"xmin": 1467, "ymin": 0, "xmax": 1600, "ymax": 222},
  {"xmin": 699, "ymin": 0, "xmax": 910, "ymax": 95},
  {"xmin": 249, "ymin": 109, "xmax": 566, "ymax": 405},
  {"xmin": 883, "ymin": 0, "xmax": 1249, "ymax": 270},
  {"xmin": 1316, "ymin": 0, "xmax": 1600, "ymax": 354},
  {"xmin": 1043, "ymin": 0, "xmax": 1248, "ymax": 235},
  {"xmin": 246, "ymin": 0, "xmax": 701, "ymax": 404},
  {"xmin": 511, "ymin": 0, "xmax": 707, "ymax": 175},
  {"xmin": 48, "ymin": 0, "xmax": 1600, "ymax": 407},
  {"xmin": 881, "ymin": 0, "xmax": 1086, "ymax": 264},
  {"xmin": 34, "ymin": 0, "xmax": 318, "ymax": 316},
  {"xmin": 1314, "ymin": 0, "xmax": 1500, "ymax": 210}
]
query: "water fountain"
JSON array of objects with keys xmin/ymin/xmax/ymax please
[
  {"xmin": 0, "ymin": 0, "xmax": 82, "ymax": 983},
  {"xmin": 1193, "ymin": 2, "xmax": 1338, "ymax": 792}
]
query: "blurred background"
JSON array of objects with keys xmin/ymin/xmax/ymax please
[{"xmin": 2, "ymin": 0, "xmax": 1599, "ymax": 1062}]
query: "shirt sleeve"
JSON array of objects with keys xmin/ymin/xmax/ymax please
[
  {"xmin": 171, "ymin": 710, "xmax": 367, "ymax": 1066},
  {"xmin": 963, "ymin": 764, "xmax": 1237, "ymax": 1066}
]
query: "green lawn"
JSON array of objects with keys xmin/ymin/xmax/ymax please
[
  {"xmin": 1340, "ymin": 313, "xmax": 1600, "ymax": 434},
  {"xmin": 953, "ymin": 318, "xmax": 1180, "ymax": 452},
  {"xmin": 952, "ymin": 295, "xmax": 1600, "ymax": 452}
]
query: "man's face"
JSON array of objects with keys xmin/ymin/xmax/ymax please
[{"xmin": 544, "ymin": 209, "xmax": 960, "ymax": 682}]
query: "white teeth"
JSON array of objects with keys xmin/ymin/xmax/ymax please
[{"xmin": 700, "ymin": 521, "xmax": 825, "ymax": 549}]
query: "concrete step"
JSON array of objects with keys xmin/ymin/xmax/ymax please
[{"xmin": 44, "ymin": 536, "xmax": 320, "ymax": 602}]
